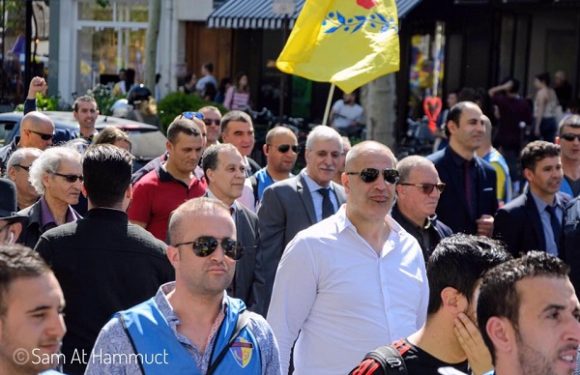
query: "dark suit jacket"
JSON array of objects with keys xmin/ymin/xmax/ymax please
[
  {"xmin": 233, "ymin": 201, "xmax": 262, "ymax": 312},
  {"xmin": 562, "ymin": 197, "xmax": 580, "ymax": 297},
  {"xmin": 428, "ymin": 147, "xmax": 498, "ymax": 234},
  {"xmin": 35, "ymin": 208, "xmax": 174, "ymax": 375},
  {"xmin": 255, "ymin": 173, "xmax": 346, "ymax": 314},
  {"xmin": 17, "ymin": 199, "xmax": 82, "ymax": 249},
  {"xmin": 494, "ymin": 190, "xmax": 570, "ymax": 257}
]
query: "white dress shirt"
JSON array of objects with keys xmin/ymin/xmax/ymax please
[
  {"xmin": 302, "ymin": 171, "xmax": 339, "ymax": 222},
  {"xmin": 267, "ymin": 206, "xmax": 429, "ymax": 375}
]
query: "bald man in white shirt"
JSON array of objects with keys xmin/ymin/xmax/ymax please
[{"xmin": 267, "ymin": 141, "xmax": 429, "ymax": 375}]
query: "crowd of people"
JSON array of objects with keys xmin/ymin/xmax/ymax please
[{"xmin": 1, "ymin": 72, "xmax": 580, "ymax": 375}]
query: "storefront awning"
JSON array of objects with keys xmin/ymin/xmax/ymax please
[{"xmin": 207, "ymin": 0, "xmax": 423, "ymax": 29}]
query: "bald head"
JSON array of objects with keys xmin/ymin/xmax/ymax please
[
  {"xmin": 397, "ymin": 155, "xmax": 435, "ymax": 182},
  {"xmin": 19, "ymin": 112, "xmax": 55, "ymax": 150},
  {"xmin": 345, "ymin": 140, "xmax": 397, "ymax": 171}
]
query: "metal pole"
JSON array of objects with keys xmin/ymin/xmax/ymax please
[
  {"xmin": 279, "ymin": 16, "xmax": 288, "ymax": 117},
  {"xmin": 24, "ymin": 0, "xmax": 33, "ymax": 97}
]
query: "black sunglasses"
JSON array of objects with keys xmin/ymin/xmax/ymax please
[
  {"xmin": 29, "ymin": 130, "xmax": 54, "ymax": 141},
  {"xmin": 271, "ymin": 144, "xmax": 299, "ymax": 153},
  {"xmin": 174, "ymin": 236, "xmax": 243, "ymax": 260},
  {"xmin": 561, "ymin": 133, "xmax": 580, "ymax": 142},
  {"xmin": 399, "ymin": 182, "xmax": 446, "ymax": 195},
  {"xmin": 14, "ymin": 164, "xmax": 30, "ymax": 172},
  {"xmin": 203, "ymin": 119, "xmax": 221, "ymax": 126},
  {"xmin": 180, "ymin": 112, "xmax": 205, "ymax": 121},
  {"xmin": 346, "ymin": 168, "xmax": 400, "ymax": 184},
  {"xmin": 51, "ymin": 172, "xmax": 84, "ymax": 183}
]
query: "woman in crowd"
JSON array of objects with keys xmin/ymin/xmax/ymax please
[
  {"xmin": 224, "ymin": 72, "xmax": 251, "ymax": 110},
  {"xmin": 533, "ymin": 72, "xmax": 560, "ymax": 142}
]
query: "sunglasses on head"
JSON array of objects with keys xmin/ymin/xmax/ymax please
[
  {"xmin": 180, "ymin": 112, "xmax": 205, "ymax": 121},
  {"xmin": 399, "ymin": 182, "xmax": 446, "ymax": 195},
  {"xmin": 29, "ymin": 129, "xmax": 54, "ymax": 141},
  {"xmin": 560, "ymin": 133, "xmax": 580, "ymax": 142},
  {"xmin": 203, "ymin": 119, "xmax": 221, "ymax": 126},
  {"xmin": 346, "ymin": 168, "xmax": 400, "ymax": 184},
  {"xmin": 271, "ymin": 144, "xmax": 299, "ymax": 153},
  {"xmin": 51, "ymin": 172, "xmax": 83, "ymax": 183},
  {"xmin": 174, "ymin": 236, "xmax": 243, "ymax": 260}
]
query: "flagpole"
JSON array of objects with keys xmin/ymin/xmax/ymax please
[{"xmin": 322, "ymin": 83, "xmax": 335, "ymax": 125}]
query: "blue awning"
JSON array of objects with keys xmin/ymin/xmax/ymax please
[{"xmin": 207, "ymin": 0, "xmax": 422, "ymax": 29}]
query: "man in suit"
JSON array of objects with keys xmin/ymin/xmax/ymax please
[
  {"xmin": 257, "ymin": 125, "xmax": 346, "ymax": 314},
  {"xmin": 393, "ymin": 155, "xmax": 452, "ymax": 261},
  {"xmin": 201, "ymin": 143, "xmax": 261, "ymax": 311},
  {"xmin": 494, "ymin": 140, "xmax": 569, "ymax": 257},
  {"xmin": 428, "ymin": 101, "xmax": 498, "ymax": 236},
  {"xmin": 35, "ymin": 144, "xmax": 174, "ymax": 374}
]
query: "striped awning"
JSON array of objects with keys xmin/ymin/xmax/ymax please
[{"xmin": 207, "ymin": 0, "xmax": 422, "ymax": 29}]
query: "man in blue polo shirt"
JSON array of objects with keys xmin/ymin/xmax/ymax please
[{"xmin": 86, "ymin": 198, "xmax": 280, "ymax": 374}]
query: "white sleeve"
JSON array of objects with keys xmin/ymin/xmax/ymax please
[
  {"xmin": 266, "ymin": 235, "xmax": 318, "ymax": 375},
  {"xmin": 238, "ymin": 179, "xmax": 257, "ymax": 213}
]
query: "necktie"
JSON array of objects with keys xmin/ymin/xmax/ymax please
[
  {"xmin": 319, "ymin": 188, "xmax": 334, "ymax": 219},
  {"xmin": 545, "ymin": 205, "xmax": 561, "ymax": 250}
]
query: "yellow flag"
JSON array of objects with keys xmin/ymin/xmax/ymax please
[{"xmin": 276, "ymin": 0, "xmax": 400, "ymax": 94}]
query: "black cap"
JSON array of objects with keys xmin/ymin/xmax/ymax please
[{"xmin": 0, "ymin": 178, "xmax": 26, "ymax": 223}]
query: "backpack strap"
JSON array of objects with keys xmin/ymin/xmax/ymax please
[
  {"xmin": 249, "ymin": 175, "xmax": 259, "ymax": 207},
  {"xmin": 206, "ymin": 310, "xmax": 251, "ymax": 375},
  {"xmin": 349, "ymin": 341, "xmax": 409, "ymax": 375}
]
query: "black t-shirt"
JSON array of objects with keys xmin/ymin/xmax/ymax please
[{"xmin": 349, "ymin": 339, "xmax": 470, "ymax": 375}]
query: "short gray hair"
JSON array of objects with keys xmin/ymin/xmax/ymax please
[
  {"xmin": 305, "ymin": 125, "xmax": 342, "ymax": 151},
  {"xmin": 29, "ymin": 146, "xmax": 82, "ymax": 195},
  {"xmin": 6, "ymin": 147, "xmax": 42, "ymax": 171},
  {"xmin": 397, "ymin": 155, "xmax": 434, "ymax": 182}
]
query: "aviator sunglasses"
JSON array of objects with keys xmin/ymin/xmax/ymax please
[
  {"xmin": 271, "ymin": 144, "xmax": 299, "ymax": 153},
  {"xmin": 346, "ymin": 168, "xmax": 400, "ymax": 184},
  {"xmin": 174, "ymin": 236, "xmax": 243, "ymax": 260},
  {"xmin": 398, "ymin": 182, "xmax": 446, "ymax": 195}
]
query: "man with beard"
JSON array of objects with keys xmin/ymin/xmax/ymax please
[
  {"xmin": 349, "ymin": 234, "xmax": 511, "ymax": 375},
  {"xmin": 494, "ymin": 141, "xmax": 569, "ymax": 257},
  {"xmin": 0, "ymin": 245, "xmax": 66, "ymax": 375},
  {"xmin": 17, "ymin": 147, "xmax": 83, "ymax": 248},
  {"xmin": 478, "ymin": 251, "xmax": 580, "ymax": 375},
  {"xmin": 267, "ymin": 141, "xmax": 428, "ymax": 374}
]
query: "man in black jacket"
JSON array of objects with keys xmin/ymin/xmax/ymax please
[
  {"xmin": 393, "ymin": 155, "xmax": 452, "ymax": 262},
  {"xmin": 35, "ymin": 144, "xmax": 174, "ymax": 375}
]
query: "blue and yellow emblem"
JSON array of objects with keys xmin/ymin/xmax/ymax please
[{"xmin": 230, "ymin": 337, "xmax": 253, "ymax": 368}]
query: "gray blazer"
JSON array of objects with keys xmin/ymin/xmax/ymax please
[{"xmin": 255, "ymin": 173, "xmax": 346, "ymax": 315}]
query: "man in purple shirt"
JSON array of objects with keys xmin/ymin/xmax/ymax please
[{"xmin": 17, "ymin": 146, "xmax": 83, "ymax": 248}]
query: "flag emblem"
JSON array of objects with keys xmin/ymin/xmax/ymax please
[{"xmin": 230, "ymin": 337, "xmax": 253, "ymax": 368}]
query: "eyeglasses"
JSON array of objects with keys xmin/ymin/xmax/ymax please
[
  {"xmin": 203, "ymin": 119, "xmax": 221, "ymax": 126},
  {"xmin": 345, "ymin": 168, "xmax": 400, "ymax": 184},
  {"xmin": 399, "ymin": 182, "xmax": 446, "ymax": 195},
  {"xmin": 51, "ymin": 172, "xmax": 84, "ymax": 183},
  {"xmin": 560, "ymin": 133, "xmax": 580, "ymax": 142},
  {"xmin": 271, "ymin": 144, "xmax": 299, "ymax": 153},
  {"xmin": 180, "ymin": 112, "xmax": 205, "ymax": 121},
  {"xmin": 28, "ymin": 130, "xmax": 54, "ymax": 141},
  {"xmin": 174, "ymin": 236, "xmax": 243, "ymax": 260},
  {"xmin": 14, "ymin": 164, "xmax": 30, "ymax": 172}
]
